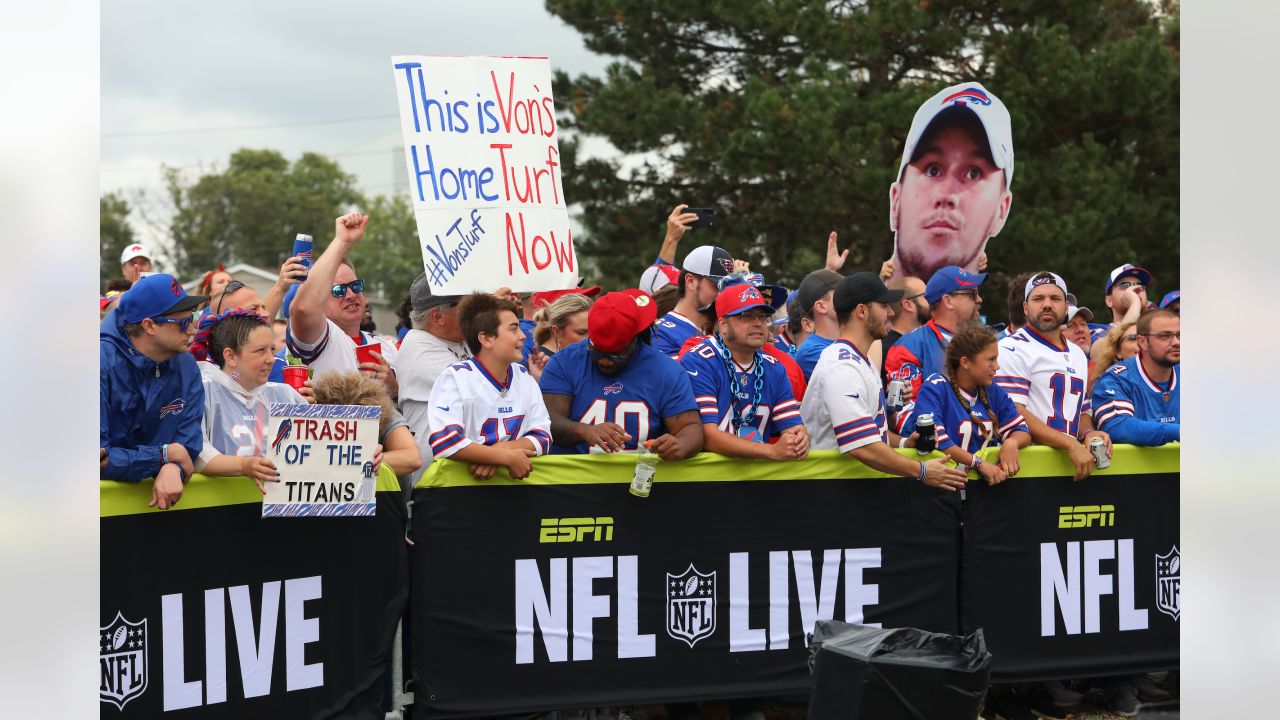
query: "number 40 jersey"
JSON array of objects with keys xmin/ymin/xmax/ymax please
[{"xmin": 540, "ymin": 340, "xmax": 698, "ymax": 454}]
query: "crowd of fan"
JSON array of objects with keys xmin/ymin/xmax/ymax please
[{"xmin": 99, "ymin": 208, "xmax": 1179, "ymax": 716}]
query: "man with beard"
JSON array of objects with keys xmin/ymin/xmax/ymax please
[
  {"xmin": 878, "ymin": 274, "xmax": 930, "ymax": 377},
  {"xmin": 996, "ymin": 272, "xmax": 1111, "ymax": 481},
  {"xmin": 680, "ymin": 284, "xmax": 809, "ymax": 460},
  {"xmin": 800, "ymin": 273, "xmax": 966, "ymax": 488},
  {"xmin": 652, "ymin": 244, "xmax": 735, "ymax": 359},
  {"xmin": 884, "ymin": 266, "xmax": 986, "ymax": 431},
  {"xmin": 286, "ymin": 212, "xmax": 399, "ymax": 396},
  {"xmin": 885, "ymin": 83, "xmax": 1014, "ymax": 285},
  {"xmin": 1091, "ymin": 309, "xmax": 1180, "ymax": 446},
  {"xmin": 540, "ymin": 289, "xmax": 703, "ymax": 458}
]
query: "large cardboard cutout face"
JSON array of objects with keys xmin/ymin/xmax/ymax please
[{"xmin": 887, "ymin": 84, "xmax": 1014, "ymax": 283}]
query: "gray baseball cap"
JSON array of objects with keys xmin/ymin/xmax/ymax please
[{"xmin": 410, "ymin": 273, "xmax": 464, "ymax": 311}]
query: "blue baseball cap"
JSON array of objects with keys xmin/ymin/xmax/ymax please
[
  {"xmin": 1159, "ymin": 290, "xmax": 1180, "ymax": 309},
  {"xmin": 1105, "ymin": 263, "xmax": 1153, "ymax": 294},
  {"xmin": 119, "ymin": 274, "xmax": 206, "ymax": 324},
  {"xmin": 924, "ymin": 266, "xmax": 988, "ymax": 304}
]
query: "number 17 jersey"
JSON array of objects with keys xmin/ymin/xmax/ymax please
[{"xmin": 995, "ymin": 326, "xmax": 1091, "ymax": 437}]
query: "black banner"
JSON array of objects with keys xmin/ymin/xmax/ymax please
[
  {"xmin": 100, "ymin": 481, "xmax": 407, "ymax": 719},
  {"xmin": 410, "ymin": 454, "xmax": 962, "ymax": 718},
  {"xmin": 961, "ymin": 464, "xmax": 1180, "ymax": 681}
]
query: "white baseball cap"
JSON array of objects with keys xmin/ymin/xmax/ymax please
[
  {"xmin": 639, "ymin": 264, "xmax": 680, "ymax": 295},
  {"xmin": 120, "ymin": 243, "xmax": 151, "ymax": 264},
  {"xmin": 1024, "ymin": 271, "xmax": 1068, "ymax": 301},
  {"xmin": 897, "ymin": 81, "xmax": 1014, "ymax": 187}
]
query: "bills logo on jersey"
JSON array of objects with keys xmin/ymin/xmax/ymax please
[
  {"xmin": 159, "ymin": 398, "xmax": 186, "ymax": 418},
  {"xmin": 666, "ymin": 564, "xmax": 716, "ymax": 648},
  {"xmin": 889, "ymin": 364, "xmax": 921, "ymax": 383},
  {"xmin": 100, "ymin": 611, "xmax": 148, "ymax": 709},
  {"xmin": 941, "ymin": 87, "xmax": 992, "ymax": 106},
  {"xmin": 603, "ymin": 382, "xmax": 624, "ymax": 396}
]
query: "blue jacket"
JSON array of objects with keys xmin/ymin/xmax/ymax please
[
  {"xmin": 1090, "ymin": 356, "xmax": 1179, "ymax": 446},
  {"xmin": 100, "ymin": 310, "xmax": 205, "ymax": 482}
]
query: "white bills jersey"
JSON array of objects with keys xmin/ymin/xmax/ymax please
[
  {"xmin": 426, "ymin": 358, "xmax": 552, "ymax": 459},
  {"xmin": 800, "ymin": 339, "xmax": 889, "ymax": 453},
  {"xmin": 995, "ymin": 325, "xmax": 1092, "ymax": 438},
  {"xmin": 198, "ymin": 363, "xmax": 305, "ymax": 465}
]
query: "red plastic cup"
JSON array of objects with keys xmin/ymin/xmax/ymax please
[
  {"xmin": 282, "ymin": 365, "xmax": 309, "ymax": 391},
  {"xmin": 355, "ymin": 343, "xmax": 381, "ymax": 367}
]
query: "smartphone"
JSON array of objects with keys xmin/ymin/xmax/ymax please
[{"xmin": 686, "ymin": 207, "xmax": 717, "ymax": 229}]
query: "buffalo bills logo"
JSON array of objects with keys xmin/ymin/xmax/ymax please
[
  {"xmin": 738, "ymin": 287, "xmax": 761, "ymax": 302},
  {"xmin": 271, "ymin": 418, "xmax": 293, "ymax": 455},
  {"xmin": 889, "ymin": 365, "xmax": 920, "ymax": 383},
  {"xmin": 169, "ymin": 278, "xmax": 182, "ymax": 297},
  {"xmin": 1031, "ymin": 274, "xmax": 1058, "ymax": 288},
  {"xmin": 158, "ymin": 399, "xmax": 185, "ymax": 418},
  {"xmin": 941, "ymin": 87, "xmax": 992, "ymax": 106},
  {"xmin": 603, "ymin": 383, "xmax": 624, "ymax": 396}
]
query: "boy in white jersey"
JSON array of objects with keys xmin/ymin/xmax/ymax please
[
  {"xmin": 996, "ymin": 271, "xmax": 1111, "ymax": 480},
  {"xmin": 427, "ymin": 293, "xmax": 552, "ymax": 480},
  {"xmin": 800, "ymin": 272, "xmax": 966, "ymax": 489}
]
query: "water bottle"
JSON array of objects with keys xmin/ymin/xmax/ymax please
[
  {"xmin": 629, "ymin": 442, "xmax": 659, "ymax": 498},
  {"xmin": 915, "ymin": 413, "xmax": 936, "ymax": 455}
]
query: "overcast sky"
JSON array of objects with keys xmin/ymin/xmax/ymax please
[{"xmin": 102, "ymin": 1, "xmax": 611, "ymax": 241}]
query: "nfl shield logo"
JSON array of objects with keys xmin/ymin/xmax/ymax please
[
  {"xmin": 667, "ymin": 564, "xmax": 717, "ymax": 648},
  {"xmin": 1155, "ymin": 546, "xmax": 1180, "ymax": 621},
  {"xmin": 100, "ymin": 611, "xmax": 148, "ymax": 709}
]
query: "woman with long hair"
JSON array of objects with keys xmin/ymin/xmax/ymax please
[
  {"xmin": 904, "ymin": 324, "xmax": 1032, "ymax": 485},
  {"xmin": 196, "ymin": 310, "xmax": 306, "ymax": 492},
  {"xmin": 1087, "ymin": 319, "xmax": 1139, "ymax": 392},
  {"xmin": 532, "ymin": 293, "xmax": 593, "ymax": 357}
]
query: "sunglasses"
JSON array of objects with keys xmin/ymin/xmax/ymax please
[
  {"xmin": 1142, "ymin": 331, "xmax": 1180, "ymax": 341},
  {"xmin": 213, "ymin": 279, "xmax": 247, "ymax": 314},
  {"xmin": 588, "ymin": 339, "xmax": 636, "ymax": 364},
  {"xmin": 1115, "ymin": 281, "xmax": 1145, "ymax": 291},
  {"xmin": 331, "ymin": 279, "xmax": 366, "ymax": 299},
  {"xmin": 151, "ymin": 311, "xmax": 200, "ymax": 332}
]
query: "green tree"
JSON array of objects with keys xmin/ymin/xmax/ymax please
[
  {"xmin": 548, "ymin": 0, "xmax": 1179, "ymax": 320},
  {"xmin": 163, "ymin": 149, "xmax": 363, "ymax": 280},
  {"xmin": 346, "ymin": 193, "xmax": 424, "ymax": 303},
  {"xmin": 100, "ymin": 191, "xmax": 135, "ymax": 288}
]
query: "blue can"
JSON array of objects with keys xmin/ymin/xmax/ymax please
[{"xmin": 291, "ymin": 233, "xmax": 313, "ymax": 280}]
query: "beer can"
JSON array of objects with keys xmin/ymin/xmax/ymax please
[
  {"xmin": 292, "ymin": 233, "xmax": 313, "ymax": 280},
  {"xmin": 1089, "ymin": 436, "xmax": 1110, "ymax": 469},
  {"xmin": 886, "ymin": 379, "xmax": 907, "ymax": 410}
]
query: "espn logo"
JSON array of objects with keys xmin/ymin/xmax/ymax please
[
  {"xmin": 1058, "ymin": 505, "xmax": 1115, "ymax": 529},
  {"xmin": 539, "ymin": 517, "xmax": 614, "ymax": 543}
]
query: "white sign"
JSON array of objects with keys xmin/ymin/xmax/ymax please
[
  {"xmin": 391, "ymin": 55, "xmax": 577, "ymax": 294},
  {"xmin": 263, "ymin": 403, "xmax": 380, "ymax": 517}
]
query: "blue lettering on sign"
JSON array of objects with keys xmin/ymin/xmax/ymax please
[
  {"xmin": 424, "ymin": 210, "xmax": 488, "ymax": 285},
  {"xmin": 410, "ymin": 144, "xmax": 498, "ymax": 203}
]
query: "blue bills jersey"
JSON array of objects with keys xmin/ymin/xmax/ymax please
[
  {"xmin": 678, "ymin": 337, "xmax": 803, "ymax": 439},
  {"xmin": 1090, "ymin": 357, "xmax": 1180, "ymax": 446},
  {"xmin": 903, "ymin": 373, "xmax": 1030, "ymax": 455},
  {"xmin": 652, "ymin": 311, "xmax": 703, "ymax": 359},
  {"xmin": 540, "ymin": 339, "xmax": 698, "ymax": 454}
]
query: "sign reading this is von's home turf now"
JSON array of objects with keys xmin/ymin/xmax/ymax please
[
  {"xmin": 264, "ymin": 404, "xmax": 380, "ymax": 517},
  {"xmin": 391, "ymin": 55, "xmax": 576, "ymax": 295}
]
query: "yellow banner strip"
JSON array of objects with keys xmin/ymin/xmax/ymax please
[
  {"xmin": 415, "ymin": 444, "xmax": 1179, "ymax": 489},
  {"xmin": 101, "ymin": 465, "xmax": 402, "ymax": 518}
]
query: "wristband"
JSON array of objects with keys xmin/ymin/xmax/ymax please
[
  {"xmin": 972, "ymin": 456, "xmax": 983, "ymax": 470},
  {"xmin": 898, "ymin": 437, "xmax": 909, "ymax": 449},
  {"xmin": 916, "ymin": 461, "xmax": 926, "ymax": 484},
  {"xmin": 162, "ymin": 444, "xmax": 170, "ymax": 465},
  {"xmin": 170, "ymin": 462, "xmax": 188, "ymax": 484}
]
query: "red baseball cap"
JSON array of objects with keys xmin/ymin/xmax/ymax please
[
  {"xmin": 587, "ymin": 289, "xmax": 658, "ymax": 352},
  {"xmin": 715, "ymin": 284, "xmax": 769, "ymax": 318},
  {"xmin": 531, "ymin": 286, "xmax": 602, "ymax": 310}
]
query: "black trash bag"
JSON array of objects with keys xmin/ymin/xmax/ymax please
[{"xmin": 807, "ymin": 620, "xmax": 991, "ymax": 720}]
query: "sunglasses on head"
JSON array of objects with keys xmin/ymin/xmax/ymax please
[
  {"xmin": 331, "ymin": 279, "xmax": 366, "ymax": 299},
  {"xmin": 213, "ymin": 279, "xmax": 248, "ymax": 314},
  {"xmin": 151, "ymin": 311, "xmax": 200, "ymax": 332}
]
